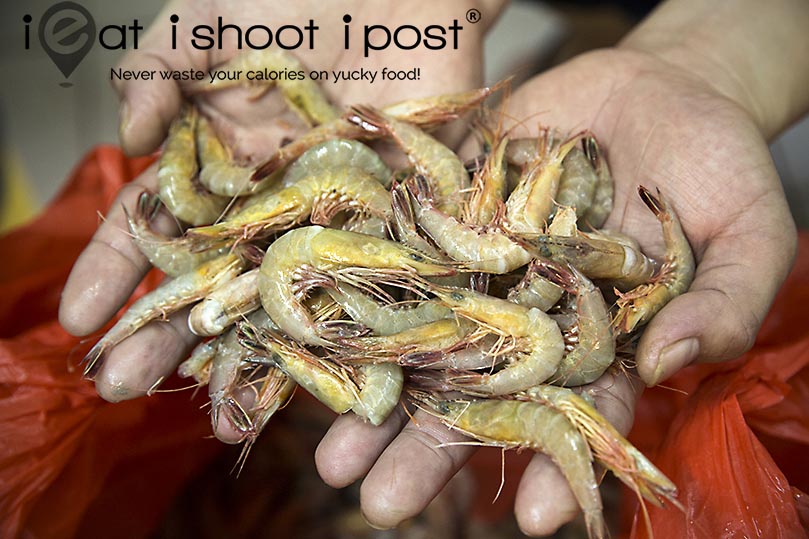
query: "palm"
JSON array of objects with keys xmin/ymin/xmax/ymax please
[{"xmin": 149, "ymin": 0, "xmax": 484, "ymax": 158}]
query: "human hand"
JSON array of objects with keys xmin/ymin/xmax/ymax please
[
  {"xmin": 58, "ymin": 0, "xmax": 499, "ymax": 401},
  {"xmin": 315, "ymin": 47, "xmax": 797, "ymax": 533}
]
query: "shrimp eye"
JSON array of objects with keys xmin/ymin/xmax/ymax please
[
  {"xmin": 409, "ymin": 253, "xmax": 424, "ymax": 262},
  {"xmin": 450, "ymin": 291, "xmax": 465, "ymax": 301},
  {"xmin": 438, "ymin": 402, "xmax": 451, "ymax": 414}
]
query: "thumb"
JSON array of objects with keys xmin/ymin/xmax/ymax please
[
  {"xmin": 636, "ymin": 200, "xmax": 797, "ymax": 386},
  {"xmin": 111, "ymin": 5, "xmax": 201, "ymax": 156}
]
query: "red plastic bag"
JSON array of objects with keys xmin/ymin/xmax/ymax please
[
  {"xmin": 0, "ymin": 147, "xmax": 221, "ymax": 539},
  {"xmin": 628, "ymin": 234, "xmax": 809, "ymax": 539}
]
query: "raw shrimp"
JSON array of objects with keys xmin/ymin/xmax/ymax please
[
  {"xmin": 505, "ymin": 130, "xmax": 581, "ymax": 234},
  {"xmin": 189, "ymin": 268, "xmax": 261, "ymax": 336},
  {"xmin": 238, "ymin": 323, "xmax": 359, "ymax": 414},
  {"xmin": 281, "ymin": 139, "xmax": 391, "ymax": 188},
  {"xmin": 352, "ymin": 363, "xmax": 404, "ymax": 426},
  {"xmin": 418, "ymin": 395, "xmax": 605, "ymax": 539},
  {"xmin": 326, "ymin": 281, "xmax": 451, "ymax": 335},
  {"xmin": 196, "ymin": 115, "xmax": 279, "ymax": 197},
  {"xmin": 613, "ymin": 187, "xmax": 695, "ymax": 334},
  {"xmin": 522, "ymin": 230, "xmax": 657, "ymax": 290},
  {"xmin": 189, "ymin": 49, "xmax": 339, "ymax": 126},
  {"xmin": 524, "ymin": 385, "xmax": 679, "ymax": 508},
  {"xmin": 209, "ymin": 312, "xmax": 295, "ymax": 442},
  {"xmin": 251, "ymin": 85, "xmax": 499, "ymax": 181},
  {"xmin": 346, "ymin": 106, "xmax": 470, "ymax": 217},
  {"xmin": 580, "ymin": 136, "xmax": 614, "ymax": 229},
  {"xmin": 178, "ymin": 338, "xmax": 217, "ymax": 384},
  {"xmin": 126, "ymin": 191, "xmax": 226, "ymax": 277},
  {"xmin": 400, "ymin": 335, "xmax": 507, "ymax": 370},
  {"xmin": 404, "ymin": 176, "xmax": 532, "ymax": 273},
  {"xmin": 157, "ymin": 104, "xmax": 229, "ymax": 225},
  {"xmin": 462, "ymin": 126, "xmax": 508, "ymax": 226},
  {"xmin": 555, "ymin": 146, "xmax": 597, "ymax": 219},
  {"xmin": 535, "ymin": 262, "xmax": 615, "ymax": 386},
  {"xmin": 188, "ymin": 165, "xmax": 392, "ymax": 243},
  {"xmin": 337, "ymin": 318, "xmax": 476, "ymax": 363},
  {"xmin": 429, "ymin": 286, "xmax": 564, "ymax": 395},
  {"xmin": 258, "ymin": 226, "xmax": 455, "ymax": 347},
  {"xmin": 82, "ymin": 253, "xmax": 246, "ymax": 376},
  {"xmin": 507, "ymin": 259, "xmax": 564, "ymax": 312}
]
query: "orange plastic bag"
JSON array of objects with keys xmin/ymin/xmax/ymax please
[
  {"xmin": 0, "ymin": 147, "xmax": 220, "ymax": 539},
  {"xmin": 628, "ymin": 233, "xmax": 809, "ymax": 539}
]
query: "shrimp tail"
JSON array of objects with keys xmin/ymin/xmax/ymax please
[
  {"xmin": 404, "ymin": 174, "xmax": 436, "ymax": 209},
  {"xmin": 315, "ymin": 320, "xmax": 371, "ymax": 341},
  {"xmin": 345, "ymin": 105, "xmax": 390, "ymax": 136},
  {"xmin": 637, "ymin": 185, "xmax": 664, "ymax": 216},
  {"xmin": 251, "ymin": 153, "xmax": 283, "ymax": 183},
  {"xmin": 81, "ymin": 341, "xmax": 108, "ymax": 379}
]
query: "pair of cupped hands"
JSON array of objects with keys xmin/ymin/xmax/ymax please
[{"xmin": 58, "ymin": 0, "xmax": 795, "ymax": 535}]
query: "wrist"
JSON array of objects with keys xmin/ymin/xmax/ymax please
[{"xmin": 617, "ymin": 0, "xmax": 809, "ymax": 141}]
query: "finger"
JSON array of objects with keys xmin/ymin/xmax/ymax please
[
  {"xmin": 114, "ymin": 50, "xmax": 185, "ymax": 156},
  {"xmin": 359, "ymin": 410, "xmax": 475, "ymax": 529},
  {"xmin": 111, "ymin": 1, "xmax": 203, "ymax": 156},
  {"xmin": 315, "ymin": 405, "xmax": 409, "ymax": 488},
  {"xmin": 59, "ymin": 165, "xmax": 179, "ymax": 336},
  {"xmin": 636, "ymin": 195, "xmax": 797, "ymax": 386},
  {"xmin": 515, "ymin": 453, "xmax": 580, "ymax": 537},
  {"xmin": 94, "ymin": 307, "xmax": 198, "ymax": 402},
  {"xmin": 514, "ymin": 372, "xmax": 643, "ymax": 536}
]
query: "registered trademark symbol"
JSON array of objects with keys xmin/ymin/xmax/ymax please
[{"xmin": 466, "ymin": 8, "xmax": 481, "ymax": 23}]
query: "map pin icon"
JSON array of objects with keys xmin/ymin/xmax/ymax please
[{"xmin": 38, "ymin": 2, "xmax": 95, "ymax": 86}]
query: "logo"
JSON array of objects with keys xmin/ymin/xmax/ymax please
[{"xmin": 36, "ymin": 2, "xmax": 95, "ymax": 86}]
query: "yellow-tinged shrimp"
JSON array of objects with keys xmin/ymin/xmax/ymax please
[
  {"xmin": 523, "ymin": 385, "xmax": 680, "ymax": 509},
  {"xmin": 281, "ymin": 139, "xmax": 391, "ymax": 188},
  {"xmin": 507, "ymin": 259, "xmax": 564, "ymax": 312},
  {"xmin": 403, "ymin": 176, "xmax": 531, "ymax": 274},
  {"xmin": 258, "ymin": 226, "xmax": 455, "ymax": 347},
  {"xmin": 462, "ymin": 126, "xmax": 508, "ymax": 227},
  {"xmin": 352, "ymin": 363, "xmax": 404, "ymax": 426},
  {"xmin": 125, "ymin": 191, "xmax": 226, "ymax": 277},
  {"xmin": 187, "ymin": 166, "xmax": 392, "ymax": 243},
  {"xmin": 82, "ymin": 253, "xmax": 246, "ymax": 377},
  {"xmin": 251, "ymin": 85, "xmax": 500, "ymax": 181},
  {"xmin": 534, "ymin": 261, "xmax": 615, "ymax": 386},
  {"xmin": 346, "ymin": 105, "xmax": 470, "ymax": 217},
  {"xmin": 178, "ymin": 338, "xmax": 217, "ymax": 385},
  {"xmin": 429, "ymin": 286, "xmax": 564, "ymax": 395},
  {"xmin": 326, "ymin": 281, "xmax": 451, "ymax": 336},
  {"xmin": 581, "ymin": 136, "xmax": 614, "ymax": 230},
  {"xmin": 555, "ymin": 146, "xmax": 598, "ymax": 220},
  {"xmin": 505, "ymin": 130, "xmax": 582, "ymax": 234},
  {"xmin": 613, "ymin": 186, "xmax": 695, "ymax": 335},
  {"xmin": 521, "ymin": 229, "xmax": 657, "ymax": 290},
  {"xmin": 417, "ymin": 395, "xmax": 606, "ymax": 539},
  {"xmin": 337, "ymin": 318, "xmax": 476, "ymax": 363},
  {"xmin": 188, "ymin": 268, "xmax": 261, "ymax": 336},
  {"xmin": 238, "ymin": 323, "xmax": 359, "ymax": 414},
  {"xmin": 196, "ymin": 115, "xmax": 281, "ymax": 197},
  {"xmin": 189, "ymin": 49, "xmax": 339, "ymax": 126},
  {"xmin": 158, "ymin": 104, "xmax": 229, "ymax": 225}
]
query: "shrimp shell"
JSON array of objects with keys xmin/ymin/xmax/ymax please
[
  {"xmin": 189, "ymin": 268, "xmax": 262, "ymax": 336},
  {"xmin": 157, "ymin": 104, "xmax": 229, "ymax": 225},
  {"xmin": 346, "ymin": 105, "xmax": 470, "ymax": 217},
  {"xmin": 82, "ymin": 253, "xmax": 246, "ymax": 377},
  {"xmin": 419, "ymin": 396, "xmax": 605, "ymax": 539},
  {"xmin": 126, "ymin": 191, "xmax": 226, "ymax": 277}
]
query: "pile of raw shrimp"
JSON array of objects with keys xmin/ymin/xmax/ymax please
[{"xmin": 84, "ymin": 50, "xmax": 693, "ymax": 538}]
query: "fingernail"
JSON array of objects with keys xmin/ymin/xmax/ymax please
[
  {"xmin": 648, "ymin": 337, "xmax": 699, "ymax": 387},
  {"xmin": 118, "ymin": 101, "xmax": 130, "ymax": 143}
]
